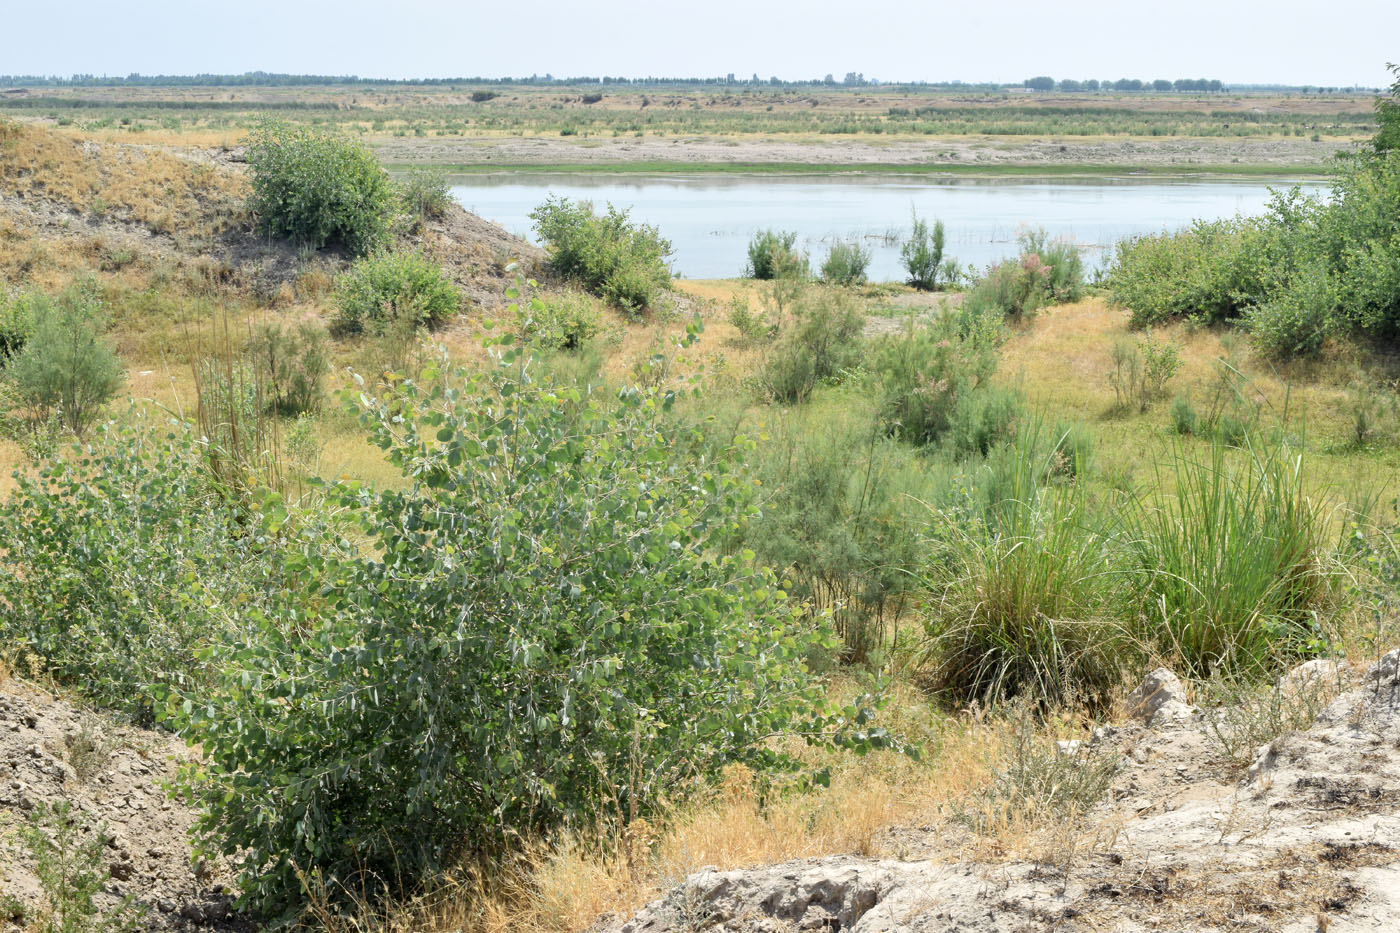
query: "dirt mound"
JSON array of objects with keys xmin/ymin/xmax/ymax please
[
  {"xmin": 605, "ymin": 651, "xmax": 1400, "ymax": 933},
  {"xmin": 0, "ymin": 123, "xmax": 540, "ymax": 309},
  {"xmin": 0, "ymin": 683, "xmax": 247, "ymax": 932}
]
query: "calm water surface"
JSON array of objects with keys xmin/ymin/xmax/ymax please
[{"xmin": 451, "ymin": 174, "xmax": 1325, "ymax": 282}]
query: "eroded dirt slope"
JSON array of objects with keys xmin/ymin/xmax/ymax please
[
  {"xmin": 0, "ymin": 123, "xmax": 540, "ymax": 310},
  {"xmin": 0, "ymin": 683, "xmax": 247, "ymax": 931}
]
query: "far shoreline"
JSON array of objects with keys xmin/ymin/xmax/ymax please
[{"xmin": 398, "ymin": 160, "xmax": 1337, "ymax": 180}]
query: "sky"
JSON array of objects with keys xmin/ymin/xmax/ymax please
[{"xmin": 3, "ymin": 0, "xmax": 1396, "ymax": 89}]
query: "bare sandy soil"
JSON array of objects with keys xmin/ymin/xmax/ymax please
[{"xmin": 376, "ymin": 135, "xmax": 1351, "ymax": 170}]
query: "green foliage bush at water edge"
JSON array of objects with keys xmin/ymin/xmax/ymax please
[
  {"xmin": 900, "ymin": 213, "xmax": 946, "ymax": 291},
  {"xmin": 531, "ymin": 195, "xmax": 672, "ymax": 312},
  {"xmin": 820, "ymin": 239, "xmax": 870, "ymax": 286},
  {"xmin": 746, "ymin": 229, "xmax": 808, "ymax": 281},
  {"xmin": 1104, "ymin": 142, "xmax": 1400, "ymax": 356}
]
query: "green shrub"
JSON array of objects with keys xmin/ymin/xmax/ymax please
[
  {"xmin": 758, "ymin": 287, "xmax": 864, "ymax": 404},
  {"xmin": 0, "ymin": 419, "xmax": 266, "ymax": 721},
  {"xmin": 1108, "ymin": 331, "xmax": 1182, "ymax": 412},
  {"xmin": 1102, "ymin": 161, "xmax": 1400, "ymax": 352},
  {"xmin": 19, "ymin": 802, "xmax": 141, "ymax": 933},
  {"xmin": 1017, "ymin": 228, "xmax": 1084, "ymax": 302},
  {"xmin": 1128, "ymin": 437, "xmax": 1334, "ymax": 677},
  {"xmin": 245, "ymin": 122, "xmax": 395, "ymax": 255},
  {"xmin": 900, "ymin": 212, "xmax": 946, "ymax": 291},
  {"xmin": 946, "ymin": 386, "xmax": 1025, "ymax": 459},
  {"xmin": 964, "ymin": 254, "xmax": 1051, "ymax": 321},
  {"xmin": 0, "ymin": 289, "xmax": 36, "ymax": 361},
  {"xmin": 514, "ymin": 289, "xmax": 602, "ymax": 350},
  {"xmin": 1104, "ymin": 218, "xmax": 1266, "ymax": 327},
  {"xmin": 820, "ymin": 240, "xmax": 871, "ymax": 285},
  {"xmin": 332, "ymin": 250, "xmax": 462, "ymax": 336},
  {"xmin": 726, "ymin": 296, "xmax": 771, "ymax": 347},
  {"xmin": 873, "ymin": 318, "xmax": 1000, "ymax": 446},
  {"xmin": 397, "ymin": 165, "xmax": 453, "ymax": 226},
  {"xmin": 530, "ymin": 196, "xmax": 672, "ymax": 312},
  {"xmin": 1170, "ymin": 393, "xmax": 1199, "ymax": 435},
  {"xmin": 745, "ymin": 229, "xmax": 808, "ymax": 280},
  {"xmin": 175, "ymin": 350, "xmax": 889, "ymax": 918},
  {"xmin": 1245, "ymin": 260, "xmax": 1337, "ymax": 358},
  {"xmin": 4, "ymin": 284, "xmax": 123, "ymax": 438},
  {"xmin": 740, "ymin": 395, "xmax": 941, "ymax": 663}
]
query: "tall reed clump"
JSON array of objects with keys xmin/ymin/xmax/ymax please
[
  {"xmin": 1127, "ymin": 436, "xmax": 1334, "ymax": 677},
  {"xmin": 914, "ymin": 423, "xmax": 1124, "ymax": 707}
]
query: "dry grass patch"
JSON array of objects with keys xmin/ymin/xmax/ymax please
[
  {"xmin": 364, "ymin": 679, "xmax": 1123, "ymax": 933},
  {"xmin": 0, "ymin": 123, "xmax": 245, "ymax": 238}
]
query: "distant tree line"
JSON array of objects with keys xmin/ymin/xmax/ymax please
[
  {"xmin": 1024, "ymin": 76, "xmax": 1225, "ymax": 92},
  {"xmin": 0, "ymin": 71, "xmax": 1378, "ymax": 93}
]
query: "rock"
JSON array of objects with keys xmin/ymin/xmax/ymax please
[
  {"xmin": 670, "ymin": 860, "xmax": 901, "ymax": 930},
  {"xmin": 1056, "ymin": 739, "xmax": 1083, "ymax": 757},
  {"xmin": 1277, "ymin": 658, "xmax": 1342, "ymax": 697},
  {"xmin": 1124, "ymin": 668, "xmax": 1198, "ymax": 727},
  {"xmin": 1364, "ymin": 648, "xmax": 1399, "ymax": 691}
]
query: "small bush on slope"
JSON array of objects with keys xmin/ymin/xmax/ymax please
[
  {"xmin": 245, "ymin": 121, "xmax": 395, "ymax": 255},
  {"xmin": 4, "ymin": 283, "xmax": 123, "ymax": 438},
  {"xmin": 332, "ymin": 250, "xmax": 462, "ymax": 336}
]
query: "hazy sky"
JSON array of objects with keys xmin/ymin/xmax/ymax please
[{"xmin": 4, "ymin": 0, "xmax": 1396, "ymax": 88}]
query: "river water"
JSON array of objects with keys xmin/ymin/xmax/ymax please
[{"xmin": 450, "ymin": 173, "xmax": 1325, "ymax": 282}]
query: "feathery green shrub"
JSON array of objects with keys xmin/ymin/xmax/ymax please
[
  {"xmin": 820, "ymin": 240, "xmax": 871, "ymax": 285},
  {"xmin": 746, "ymin": 229, "xmax": 808, "ymax": 280}
]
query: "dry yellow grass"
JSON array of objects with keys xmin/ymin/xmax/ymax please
[
  {"xmin": 0, "ymin": 122, "xmax": 245, "ymax": 233},
  {"xmin": 364, "ymin": 674, "xmax": 1130, "ymax": 933}
]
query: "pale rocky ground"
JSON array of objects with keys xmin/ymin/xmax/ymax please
[{"xmin": 603, "ymin": 652, "xmax": 1400, "ymax": 933}]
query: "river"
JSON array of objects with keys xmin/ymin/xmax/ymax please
[{"xmin": 450, "ymin": 173, "xmax": 1326, "ymax": 282}]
